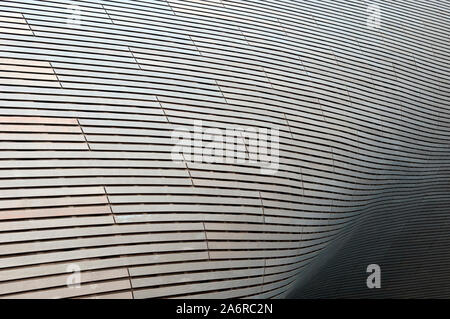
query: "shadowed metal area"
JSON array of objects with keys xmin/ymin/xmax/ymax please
[{"xmin": 0, "ymin": 0, "xmax": 449, "ymax": 299}]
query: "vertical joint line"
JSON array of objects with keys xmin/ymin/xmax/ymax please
[
  {"xmin": 202, "ymin": 221, "xmax": 211, "ymax": 260},
  {"xmin": 283, "ymin": 113, "xmax": 294, "ymax": 139},
  {"xmin": 156, "ymin": 96, "xmax": 170, "ymax": 124},
  {"xmin": 259, "ymin": 190, "xmax": 266, "ymax": 292},
  {"xmin": 262, "ymin": 67, "xmax": 274, "ymax": 89},
  {"xmin": 258, "ymin": 191, "xmax": 265, "ymax": 225},
  {"xmin": 128, "ymin": 47, "xmax": 142, "ymax": 70},
  {"xmin": 103, "ymin": 186, "xmax": 117, "ymax": 224},
  {"xmin": 262, "ymin": 258, "xmax": 267, "ymax": 287},
  {"xmin": 49, "ymin": 62, "xmax": 62, "ymax": 88},
  {"xmin": 298, "ymin": 56, "xmax": 312, "ymax": 79},
  {"xmin": 215, "ymin": 80, "xmax": 228, "ymax": 104},
  {"xmin": 125, "ymin": 267, "xmax": 135, "ymax": 299},
  {"xmin": 299, "ymin": 166, "xmax": 305, "ymax": 197},
  {"xmin": 238, "ymin": 27, "xmax": 250, "ymax": 45},
  {"xmin": 277, "ymin": 18, "xmax": 288, "ymax": 37},
  {"xmin": 102, "ymin": 4, "xmax": 114, "ymax": 24},
  {"xmin": 215, "ymin": 80, "xmax": 225, "ymax": 98},
  {"xmin": 157, "ymin": 96, "xmax": 194, "ymax": 187},
  {"xmin": 237, "ymin": 129, "xmax": 251, "ymax": 163},
  {"xmin": 184, "ymin": 160, "xmax": 195, "ymax": 187},
  {"xmin": 330, "ymin": 47, "xmax": 339, "ymax": 65},
  {"xmin": 22, "ymin": 13, "xmax": 35, "ymax": 36},
  {"xmin": 77, "ymin": 118, "xmax": 91, "ymax": 151},
  {"xmin": 330, "ymin": 147, "xmax": 336, "ymax": 174},
  {"xmin": 189, "ymin": 35, "xmax": 202, "ymax": 56},
  {"xmin": 316, "ymin": 98, "xmax": 328, "ymax": 123},
  {"xmin": 166, "ymin": 0, "xmax": 176, "ymax": 15}
]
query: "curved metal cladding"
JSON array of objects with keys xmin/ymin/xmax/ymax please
[{"xmin": 0, "ymin": 0, "xmax": 448, "ymax": 299}]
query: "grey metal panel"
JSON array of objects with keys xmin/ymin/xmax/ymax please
[{"xmin": 0, "ymin": 0, "xmax": 448, "ymax": 300}]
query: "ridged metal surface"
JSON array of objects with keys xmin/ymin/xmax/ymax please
[{"xmin": 0, "ymin": 0, "xmax": 449, "ymax": 299}]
